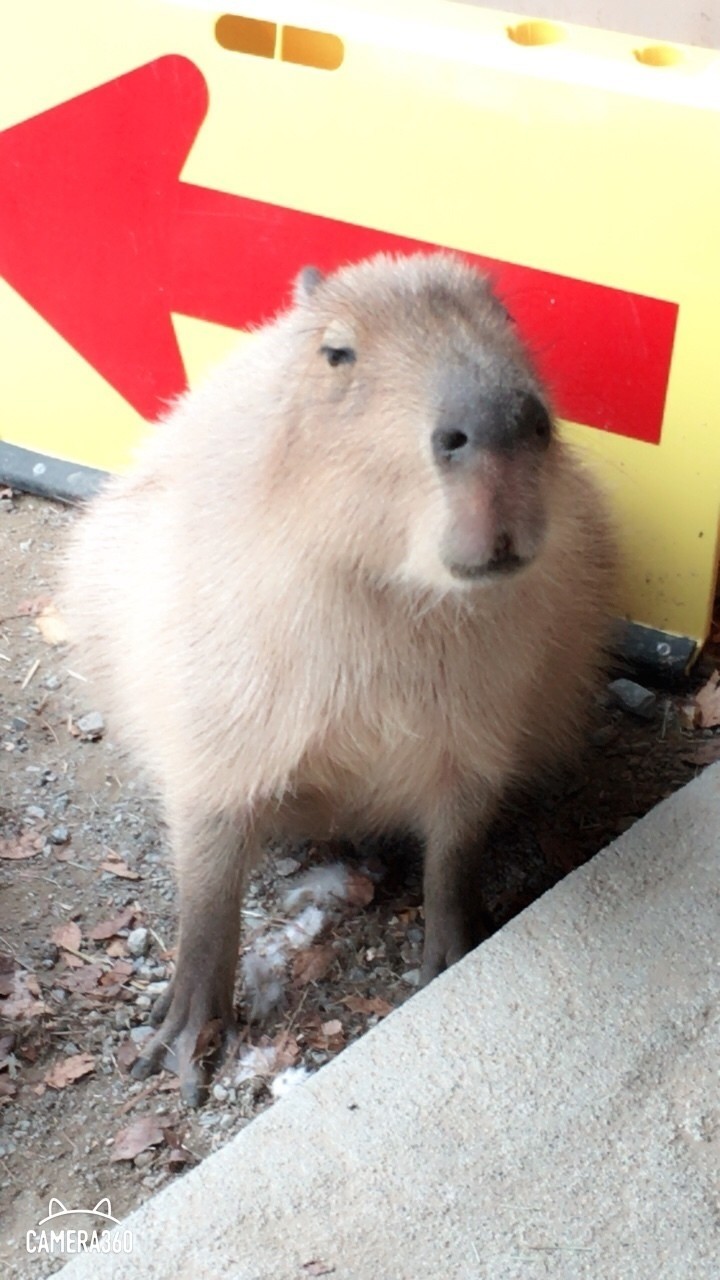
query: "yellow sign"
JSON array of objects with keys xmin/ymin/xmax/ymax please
[{"xmin": 1, "ymin": 1, "xmax": 718, "ymax": 653}]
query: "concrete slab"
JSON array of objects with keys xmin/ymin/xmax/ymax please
[{"xmin": 58, "ymin": 764, "xmax": 720, "ymax": 1280}]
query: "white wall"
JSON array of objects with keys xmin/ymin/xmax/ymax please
[{"xmin": 454, "ymin": 1, "xmax": 720, "ymax": 49}]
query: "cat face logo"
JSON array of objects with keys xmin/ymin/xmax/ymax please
[{"xmin": 38, "ymin": 1197, "xmax": 120, "ymax": 1225}]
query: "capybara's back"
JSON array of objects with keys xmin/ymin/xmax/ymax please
[{"xmin": 63, "ymin": 252, "xmax": 616, "ymax": 1102}]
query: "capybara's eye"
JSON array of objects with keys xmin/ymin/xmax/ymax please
[{"xmin": 321, "ymin": 345, "xmax": 356, "ymax": 368}]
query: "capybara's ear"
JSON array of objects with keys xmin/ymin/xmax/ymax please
[{"xmin": 294, "ymin": 265, "xmax": 325, "ymax": 302}]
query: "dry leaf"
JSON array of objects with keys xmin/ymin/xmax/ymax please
[
  {"xmin": 52, "ymin": 844, "xmax": 76, "ymax": 862},
  {"xmin": 116, "ymin": 1039, "xmax": 139, "ymax": 1073},
  {"xmin": 694, "ymin": 671, "xmax": 720, "ymax": 729},
  {"xmin": 100, "ymin": 857, "xmax": 140, "ymax": 881},
  {"xmin": 319, "ymin": 1019, "xmax": 344, "ymax": 1050},
  {"xmin": 111, "ymin": 1115, "xmax": 168, "ymax": 1162},
  {"xmin": 341, "ymin": 994, "xmax": 393, "ymax": 1018},
  {"xmin": 0, "ymin": 1077, "xmax": 18, "ymax": 1102},
  {"xmin": 0, "ymin": 953, "xmax": 14, "ymax": 991},
  {"xmin": 45, "ymin": 1052, "xmax": 95, "ymax": 1089},
  {"xmin": 165, "ymin": 1146, "xmax": 192, "ymax": 1172},
  {"xmin": 292, "ymin": 944, "xmax": 336, "ymax": 986},
  {"xmin": 89, "ymin": 907, "xmax": 137, "ymax": 941},
  {"xmin": 344, "ymin": 870, "xmax": 375, "ymax": 907},
  {"xmin": 0, "ymin": 831, "xmax": 44, "ymax": 861},
  {"xmin": 272, "ymin": 1030, "xmax": 300, "ymax": 1070},
  {"xmin": 35, "ymin": 603, "xmax": 70, "ymax": 646},
  {"xmin": 677, "ymin": 701, "xmax": 699, "ymax": 731},
  {"xmin": 681, "ymin": 740, "xmax": 720, "ymax": 766},
  {"xmin": 1, "ymin": 968, "xmax": 46, "ymax": 1019},
  {"xmin": 0, "ymin": 1033, "xmax": 15, "ymax": 1067},
  {"xmin": 191, "ymin": 1018, "xmax": 224, "ymax": 1064},
  {"xmin": 302, "ymin": 1262, "xmax": 336, "ymax": 1276},
  {"xmin": 55, "ymin": 964, "xmax": 104, "ymax": 995},
  {"xmin": 396, "ymin": 907, "xmax": 419, "ymax": 925},
  {"xmin": 94, "ymin": 960, "xmax": 134, "ymax": 1000},
  {"xmin": 51, "ymin": 922, "xmax": 82, "ymax": 953},
  {"xmin": 105, "ymin": 938, "xmax": 128, "ymax": 958},
  {"xmin": 99, "ymin": 960, "xmax": 133, "ymax": 985},
  {"xmin": 162, "ymin": 1125, "xmax": 186, "ymax": 1151}
]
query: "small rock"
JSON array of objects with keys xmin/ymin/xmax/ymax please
[
  {"xmin": 127, "ymin": 927, "xmax": 150, "ymax": 958},
  {"xmin": 133, "ymin": 1150, "xmax": 155, "ymax": 1170},
  {"xmin": 130, "ymin": 1025, "xmax": 154, "ymax": 1045},
  {"xmin": 401, "ymin": 968, "xmax": 420, "ymax": 987},
  {"xmin": 212, "ymin": 1083, "xmax": 229, "ymax": 1103},
  {"xmin": 274, "ymin": 857, "xmax": 301, "ymax": 878},
  {"xmin": 607, "ymin": 678, "xmax": 657, "ymax": 721},
  {"xmin": 75, "ymin": 711, "xmax": 105, "ymax": 740},
  {"xmin": 43, "ymin": 674, "xmax": 61, "ymax": 690},
  {"xmin": 145, "ymin": 981, "xmax": 168, "ymax": 997},
  {"xmin": 135, "ymin": 994, "xmax": 152, "ymax": 1010},
  {"xmin": 48, "ymin": 825, "xmax": 70, "ymax": 846},
  {"xmin": 25, "ymin": 805, "xmax": 46, "ymax": 821},
  {"xmin": 12, "ymin": 716, "xmax": 29, "ymax": 732}
]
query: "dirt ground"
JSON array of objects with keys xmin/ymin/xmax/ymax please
[{"xmin": 0, "ymin": 488, "xmax": 718, "ymax": 1278}]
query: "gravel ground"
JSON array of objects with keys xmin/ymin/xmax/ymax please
[{"xmin": 0, "ymin": 488, "xmax": 718, "ymax": 1278}]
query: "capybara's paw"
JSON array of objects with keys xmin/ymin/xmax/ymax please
[
  {"xmin": 131, "ymin": 980, "xmax": 235, "ymax": 1107},
  {"xmin": 419, "ymin": 907, "xmax": 494, "ymax": 987}
]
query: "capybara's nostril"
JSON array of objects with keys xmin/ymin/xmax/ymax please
[
  {"xmin": 492, "ymin": 530, "xmax": 514, "ymax": 562},
  {"xmin": 432, "ymin": 426, "xmax": 470, "ymax": 463},
  {"xmin": 516, "ymin": 392, "xmax": 552, "ymax": 449}
]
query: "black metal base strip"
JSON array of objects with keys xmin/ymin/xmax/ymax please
[
  {"xmin": 612, "ymin": 619, "xmax": 698, "ymax": 678},
  {"xmin": 0, "ymin": 441, "xmax": 107, "ymax": 503}
]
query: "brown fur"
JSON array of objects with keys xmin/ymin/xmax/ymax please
[{"xmin": 62, "ymin": 253, "xmax": 616, "ymax": 1102}]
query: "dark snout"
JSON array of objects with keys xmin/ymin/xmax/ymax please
[
  {"xmin": 432, "ymin": 389, "xmax": 552, "ymax": 467},
  {"xmin": 433, "ymin": 386, "xmax": 552, "ymax": 583}
]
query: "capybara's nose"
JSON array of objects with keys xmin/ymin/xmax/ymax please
[{"xmin": 432, "ymin": 390, "xmax": 551, "ymax": 466}]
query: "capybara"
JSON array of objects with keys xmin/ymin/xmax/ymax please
[{"xmin": 62, "ymin": 252, "xmax": 616, "ymax": 1103}]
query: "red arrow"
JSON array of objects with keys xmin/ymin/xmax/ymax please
[{"xmin": 0, "ymin": 54, "xmax": 677, "ymax": 441}]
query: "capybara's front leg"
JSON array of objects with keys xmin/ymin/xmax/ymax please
[
  {"xmin": 419, "ymin": 791, "xmax": 498, "ymax": 985},
  {"xmin": 131, "ymin": 809, "xmax": 252, "ymax": 1106}
]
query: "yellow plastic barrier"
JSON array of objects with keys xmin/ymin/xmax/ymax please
[{"xmin": 1, "ymin": 1, "xmax": 718, "ymax": 661}]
